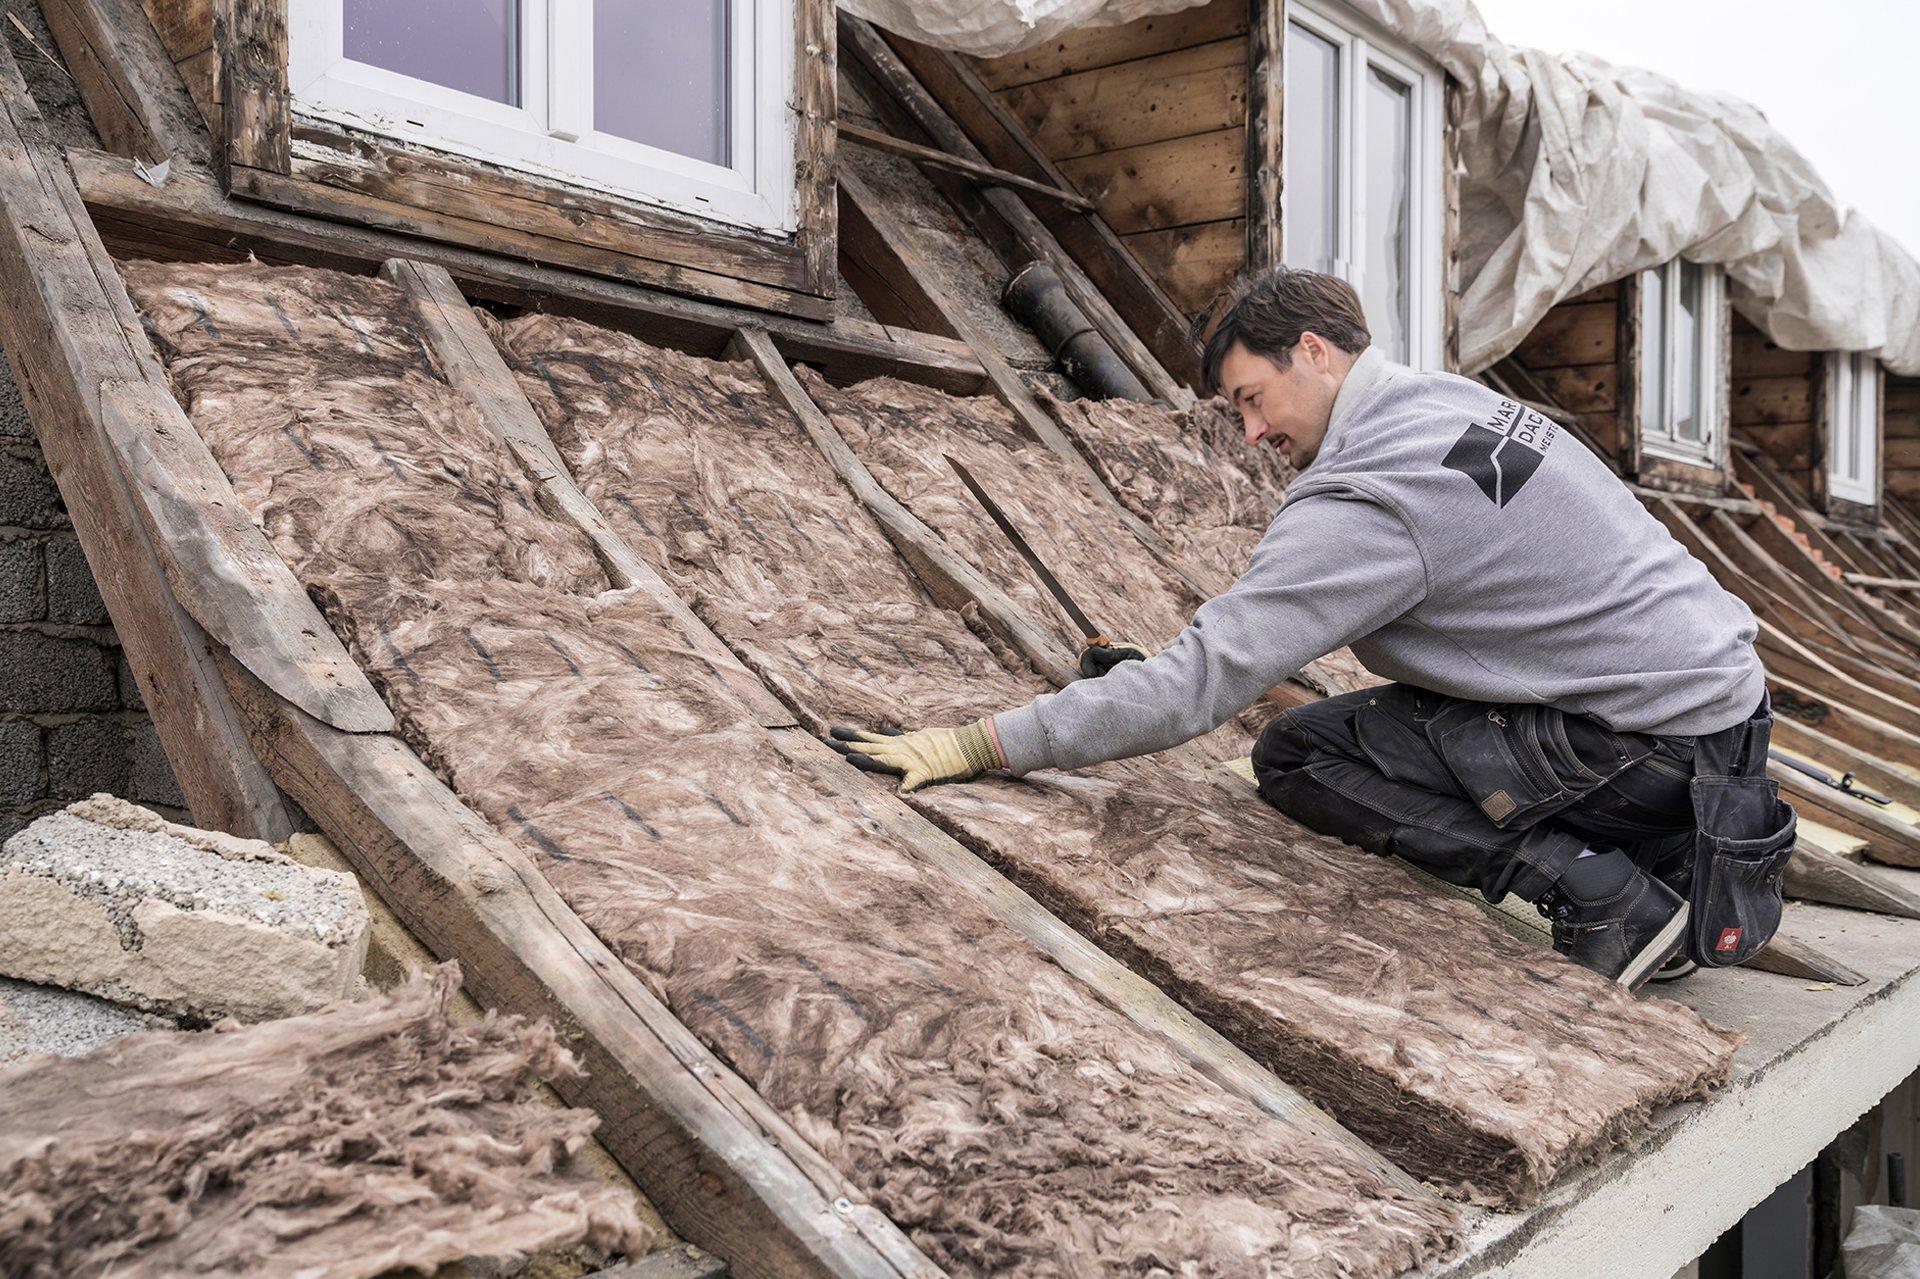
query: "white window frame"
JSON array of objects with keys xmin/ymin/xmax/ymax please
[
  {"xmin": 287, "ymin": 0, "xmax": 797, "ymax": 233},
  {"xmin": 1637, "ymin": 260, "xmax": 1725, "ymax": 467},
  {"xmin": 1283, "ymin": 0, "xmax": 1446, "ymax": 370},
  {"xmin": 1827, "ymin": 351, "xmax": 1883, "ymax": 506}
]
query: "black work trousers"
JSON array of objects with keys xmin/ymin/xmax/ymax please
[{"xmin": 1252, "ymin": 684, "xmax": 1699, "ymax": 903}]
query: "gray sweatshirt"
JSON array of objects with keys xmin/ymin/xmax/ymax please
[{"xmin": 992, "ymin": 348, "xmax": 1765, "ymax": 774}]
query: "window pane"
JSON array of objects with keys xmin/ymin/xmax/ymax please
[
  {"xmin": 1362, "ymin": 65, "xmax": 1412, "ymax": 363},
  {"xmin": 1283, "ymin": 23, "xmax": 1340, "ymax": 275},
  {"xmin": 345, "ymin": 0, "xmax": 518, "ymax": 105},
  {"xmin": 1673, "ymin": 262, "xmax": 1701, "ymax": 442},
  {"xmin": 1639, "ymin": 267, "xmax": 1667, "ymax": 435},
  {"xmin": 1853, "ymin": 354, "xmax": 1878, "ymax": 485},
  {"xmin": 595, "ymin": 0, "xmax": 730, "ymax": 166}
]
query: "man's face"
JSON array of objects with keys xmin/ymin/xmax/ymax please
[{"xmin": 1218, "ymin": 334, "xmax": 1352, "ymax": 468}]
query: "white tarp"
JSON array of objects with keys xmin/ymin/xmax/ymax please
[{"xmin": 841, "ymin": 0, "xmax": 1920, "ymax": 376}]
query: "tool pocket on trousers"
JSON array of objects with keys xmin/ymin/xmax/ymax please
[
  {"xmin": 1426, "ymin": 702, "xmax": 1573, "ymax": 829},
  {"xmin": 1687, "ymin": 775, "xmax": 1796, "ymax": 967}
]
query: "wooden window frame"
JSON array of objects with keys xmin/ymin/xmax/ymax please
[
  {"xmin": 1280, "ymin": 0, "xmax": 1445, "ymax": 370},
  {"xmin": 215, "ymin": 0, "xmax": 836, "ymax": 320},
  {"xmin": 1823, "ymin": 350, "xmax": 1884, "ymax": 518},
  {"xmin": 1625, "ymin": 261, "xmax": 1730, "ymax": 490}
]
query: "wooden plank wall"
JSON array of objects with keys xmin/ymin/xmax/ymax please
[
  {"xmin": 1733, "ymin": 311, "xmax": 1819, "ymax": 496},
  {"xmin": 1887, "ymin": 374, "xmax": 1920, "ymax": 502},
  {"xmin": 968, "ymin": 0, "xmax": 1248, "ymax": 315},
  {"xmin": 1507, "ymin": 282, "xmax": 1626, "ymax": 464},
  {"xmin": 137, "ymin": 0, "xmax": 217, "ymax": 133}
]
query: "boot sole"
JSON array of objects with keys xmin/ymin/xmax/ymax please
[{"xmin": 1617, "ymin": 901, "xmax": 1691, "ymax": 993}]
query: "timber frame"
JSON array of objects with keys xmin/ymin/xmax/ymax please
[{"xmin": 168, "ymin": 0, "xmax": 840, "ymax": 319}]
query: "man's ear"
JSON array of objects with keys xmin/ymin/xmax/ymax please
[{"xmin": 1297, "ymin": 330, "xmax": 1328, "ymax": 372}]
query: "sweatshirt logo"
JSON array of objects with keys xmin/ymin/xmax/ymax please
[{"xmin": 1441, "ymin": 400, "xmax": 1559, "ymax": 507}]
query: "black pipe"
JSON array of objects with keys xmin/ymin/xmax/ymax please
[
  {"xmin": 1002, "ymin": 261, "xmax": 1153, "ymax": 403},
  {"xmin": 1891, "ymin": 1152, "xmax": 1908, "ymax": 1207}
]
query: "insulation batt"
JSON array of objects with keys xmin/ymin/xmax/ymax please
[
  {"xmin": 493, "ymin": 314, "xmax": 1742, "ymax": 1207},
  {"xmin": 1040, "ymin": 393, "xmax": 1379, "ymax": 697},
  {"xmin": 797, "ymin": 368, "xmax": 1257, "ymax": 760},
  {"xmin": 0, "ymin": 965, "xmax": 647, "ymax": 1279},
  {"xmin": 125, "ymin": 262, "xmax": 1462, "ymax": 1278}
]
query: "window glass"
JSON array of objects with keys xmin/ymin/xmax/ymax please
[
  {"xmin": 595, "ymin": 0, "xmax": 730, "ymax": 165},
  {"xmin": 344, "ymin": 0, "xmax": 518, "ymax": 105},
  {"xmin": 1832, "ymin": 352, "xmax": 1880, "ymax": 501},
  {"xmin": 1639, "ymin": 265, "xmax": 1666, "ymax": 435},
  {"xmin": 1283, "ymin": 22, "xmax": 1341, "ymax": 276},
  {"xmin": 1362, "ymin": 65, "xmax": 1412, "ymax": 363},
  {"xmin": 1674, "ymin": 261, "xmax": 1701, "ymax": 442}
]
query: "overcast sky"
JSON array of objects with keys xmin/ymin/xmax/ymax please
[{"xmin": 1468, "ymin": 0, "xmax": 1916, "ymax": 259}]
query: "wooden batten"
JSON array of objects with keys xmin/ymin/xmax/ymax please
[
  {"xmin": 68, "ymin": 151, "xmax": 987, "ymax": 393},
  {"xmin": 1785, "ymin": 839, "xmax": 1920, "ymax": 921},
  {"xmin": 40, "ymin": 0, "xmax": 208, "ymax": 166}
]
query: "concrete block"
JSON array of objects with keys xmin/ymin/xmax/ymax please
[
  {"xmin": 0, "ymin": 719, "xmax": 40, "ymax": 807},
  {"xmin": 0, "ymin": 355, "xmax": 28, "ymax": 439},
  {"xmin": 0, "ymin": 448, "xmax": 67, "ymax": 530},
  {"xmin": 116, "ymin": 649, "xmax": 144, "ymax": 711},
  {"xmin": 45, "ymin": 718, "xmax": 130, "ymax": 800},
  {"xmin": 126, "ymin": 717, "xmax": 183, "ymax": 810},
  {"xmin": 0, "ymin": 631, "xmax": 117, "ymax": 713},
  {"xmin": 0, "ymin": 536, "xmax": 40, "ymax": 622},
  {"xmin": 43, "ymin": 535, "xmax": 108, "ymax": 625},
  {"xmin": 0, "ymin": 974, "xmax": 161, "ymax": 1064},
  {"xmin": 0, "ymin": 795, "xmax": 369, "ymax": 1022}
]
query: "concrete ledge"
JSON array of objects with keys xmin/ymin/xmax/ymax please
[
  {"xmin": 1428, "ymin": 898, "xmax": 1920, "ymax": 1278},
  {"xmin": 0, "ymin": 796, "xmax": 368, "ymax": 1021}
]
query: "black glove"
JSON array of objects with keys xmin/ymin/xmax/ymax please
[{"xmin": 1078, "ymin": 642, "xmax": 1150, "ymax": 679}]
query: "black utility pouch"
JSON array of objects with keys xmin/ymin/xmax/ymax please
[
  {"xmin": 1426, "ymin": 702, "xmax": 1572, "ymax": 829},
  {"xmin": 1686, "ymin": 698, "xmax": 1796, "ymax": 967}
]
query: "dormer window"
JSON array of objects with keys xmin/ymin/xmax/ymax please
[
  {"xmin": 1282, "ymin": 0, "xmax": 1443, "ymax": 368},
  {"xmin": 1637, "ymin": 260, "xmax": 1724, "ymax": 466},
  {"xmin": 1827, "ymin": 351, "xmax": 1882, "ymax": 506},
  {"xmin": 289, "ymin": 0, "xmax": 797, "ymax": 232}
]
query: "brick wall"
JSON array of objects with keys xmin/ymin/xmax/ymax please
[{"xmin": 0, "ymin": 347, "xmax": 183, "ymax": 837}]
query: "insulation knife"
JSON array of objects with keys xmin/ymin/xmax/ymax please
[{"xmin": 945, "ymin": 454, "xmax": 1110, "ymax": 649}]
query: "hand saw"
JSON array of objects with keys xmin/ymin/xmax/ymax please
[{"xmin": 946, "ymin": 454, "xmax": 1110, "ymax": 649}]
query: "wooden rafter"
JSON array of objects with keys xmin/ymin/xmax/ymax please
[
  {"xmin": 1243, "ymin": 0, "xmax": 1283, "ymax": 275},
  {"xmin": 0, "ymin": 40, "xmax": 297, "ymax": 837},
  {"xmin": 840, "ymin": 121, "xmax": 1095, "ymax": 212}
]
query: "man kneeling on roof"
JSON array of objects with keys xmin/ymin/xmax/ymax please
[{"xmin": 828, "ymin": 267, "xmax": 1792, "ymax": 993}]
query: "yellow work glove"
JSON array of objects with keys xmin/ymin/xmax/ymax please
[
  {"xmin": 1079, "ymin": 641, "xmax": 1151, "ymax": 679},
  {"xmin": 825, "ymin": 719, "xmax": 1004, "ymax": 792}
]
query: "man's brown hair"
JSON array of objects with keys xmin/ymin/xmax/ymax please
[{"xmin": 1193, "ymin": 267, "xmax": 1371, "ymax": 396}]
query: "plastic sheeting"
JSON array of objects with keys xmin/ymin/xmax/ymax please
[{"xmin": 840, "ymin": 0, "xmax": 1920, "ymax": 376}]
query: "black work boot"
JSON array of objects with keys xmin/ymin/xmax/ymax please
[
  {"xmin": 1639, "ymin": 834, "xmax": 1698, "ymax": 982},
  {"xmin": 1538, "ymin": 849, "xmax": 1691, "ymax": 991}
]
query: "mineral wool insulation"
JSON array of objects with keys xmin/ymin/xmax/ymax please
[
  {"xmin": 126, "ymin": 262, "xmax": 1459, "ymax": 1279},
  {"xmin": 495, "ymin": 314, "xmax": 1741, "ymax": 1206},
  {"xmin": 0, "ymin": 966, "xmax": 645, "ymax": 1279}
]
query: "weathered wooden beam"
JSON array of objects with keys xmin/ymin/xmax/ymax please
[
  {"xmin": 733, "ymin": 325, "xmax": 1077, "ymax": 689},
  {"xmin": 835, "ymin": 166, "xmax": 1217, "ymax": 602},
  {"xmin": 876, "ymin": 29, "xmax": 1203, "ymax": 392},
  {"xmin": 1771, "ymin": 764, "xmax": 1920, "ymax": 870},
  {"xmin": 842, "ymin": 17, "xmax": 1188, "ymax": 402},
  {"xmin": 39, "ymin": 0, "xmax": 209, "ymax": 166},
  {"xmin": 1743, "ymin": 932, "xmax": 1867, "ymax": 986},
  {"xmin": 381, "ymin": 258, "xmax": 795, "ymax": 729},
  {"xmin": 1844, "ymin": 572, "xmax": 1920, "ymax": 591},
  {"xmin": 66, "ymin": 148, "xmax": 990, "ymax": 394},
  {"xmin": 1769, "ymin": 713, "xmax": 1920, "ymax": 811},
  {"xmin": 839, "ymin": 121, "xmax": 1094, "ymax": 212},
  {"xmin": 214, "ymin": 658, "xmax": 933, "ymax": 1279},
  {"xmin": 1784, "ymin": 839, "xmax": 1920, "ymax": 920},
  {"xmin": 1244, "ymin": 0, "xmax": 1283, "ymax": 274},
  {"xmin": 0, "ymin": 43, "xmax": 297, "ymax": 835}
]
